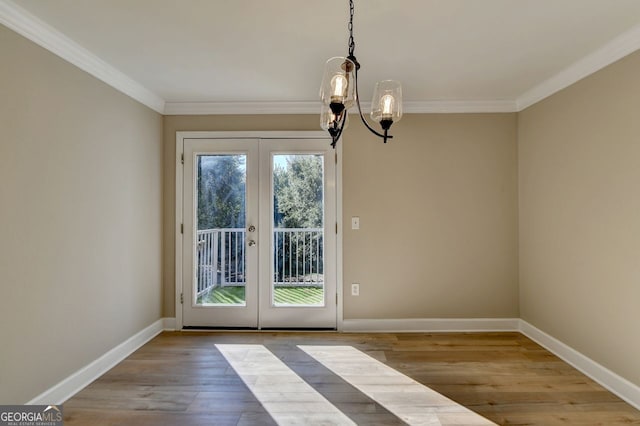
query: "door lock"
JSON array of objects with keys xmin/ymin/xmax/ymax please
[
  {"xmin": 248, "ymin": 240, "xmax": 256, "ymax": 247},
  {"xmin": 248, "ymin": 225, "xmax": 256, "ymax": 232}
]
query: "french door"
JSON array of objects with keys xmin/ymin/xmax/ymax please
[{"xmin": 181, "ymin": 136, "xmax": 337, "ymax": 329}]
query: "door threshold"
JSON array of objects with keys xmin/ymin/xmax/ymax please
[
  {"xmin": 182, "ymin": 326, "xmax": 257, "ymax": 331},
  {"xmin": 181, "ymin": 326, "xmax": 336, "ymax": 332}
]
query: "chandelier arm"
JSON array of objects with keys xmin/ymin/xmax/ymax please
[
  {"xmin": 330, "ymin": 109, "xmax": 348, "ymax": 148},
  {"xmin": 353, "ymin": 65, "xmax": 393, "ymax": 140}
]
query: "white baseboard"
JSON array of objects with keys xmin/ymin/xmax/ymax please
[
  {"xmin": 343, "ymin": 317, "xmax": 640, "ymax": 410},
  {"xmin": 163, "ymin": 317, "xmax": 176, "ymax": 331},
  {"xmin": 26, "ymin": 318, "xmax": 169, "ymax": 405},
  {"xmin": 27, "ymin": 316, "xmax": 639, "ymax": 412},
  {"xmin": 519, "ymin": 320, "xmax": 640, "ymax": 411},
  {"xmin": 342, "ymin": 318, "xmax": 520, "ymax": 333}
]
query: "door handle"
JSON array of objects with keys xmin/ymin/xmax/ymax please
[
  {"xmin": 248, "ymin": 225, "xmax": 256, "ymax": 232},
  {"xmin": 248, "ymin": 240, "xmax": 256, "ymax": 247}
]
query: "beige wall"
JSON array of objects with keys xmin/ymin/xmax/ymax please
[
  {"xmin": 519, "ymin": 50, "xmax": 640, "ymax": 386},
  {"xmin": 343, "ymin": 114, "xmax": 518, "ymax": 318},
  {"xmin": 163, "ymin": 114, "xmax": 519, "ymax": 318},
  {"xmin": 0, "ymin": 25, "xmax": 163, "ymax": 403}
]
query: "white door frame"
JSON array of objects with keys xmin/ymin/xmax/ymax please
[{"xmin": 175, "ymin": 131, "xmax": 343, "ymax": 330}]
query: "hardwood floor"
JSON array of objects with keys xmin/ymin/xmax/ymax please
[{"xmin": 63, "ymin": 332, "xmax": 640, "ymax": 425}]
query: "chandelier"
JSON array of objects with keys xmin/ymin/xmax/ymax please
[{"xmin": 320, "ymin": 0, "xmax": 403, "ymax": 148}]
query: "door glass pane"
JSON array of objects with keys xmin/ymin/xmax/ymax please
[
  {"xmin": 272, "ymin": 154, "xmax": 324, "ymax": 306},
  {"xmin": 195, "ymin": 154, "xmax": 246, "ymax": 306}
]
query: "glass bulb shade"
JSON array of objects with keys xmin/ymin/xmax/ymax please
[
  {"xmin": 320, "ymin": 57, "xmax": 356, "ymax": 109},
  {"xmin": 320, "ymin": 103, "xmax": 348, "ymax": 131},
  {"xmin": 331, "ymin": 75, "xmax": 347, "ymax": 99},
  {"xmin": 370, "ymin": 80, "xmax": 403, "ymax": 123}
]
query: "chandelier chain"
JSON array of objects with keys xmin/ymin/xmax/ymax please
[
  {"xmin": 349, "ymin": 0, "xmax": 388, "ymax": 140},
  {"xmin": 348, "ymin": 0, "xmax": 355, "ymax": 56}
]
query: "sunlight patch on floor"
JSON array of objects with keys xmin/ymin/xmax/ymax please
[
  {"xmin": 217, "ymin": 343, "xmax": 496, "ymax": 425},
  {"xmin": 216, "ymin": 344, "xmax": 356, "ymax": 425},
  {"xmin": 299, "ymin": 345, "xmax": 496, "ymax": 425}
]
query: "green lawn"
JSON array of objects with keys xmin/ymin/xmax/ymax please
[{"xmin": 197, "ymin": 286, "xmax": 323, "ymax": 305}]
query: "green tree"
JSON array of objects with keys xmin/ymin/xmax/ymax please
[
  {"xmin": 273, "ymin": 156, "xmax": 323, "ymax": 228},
  {"xmin": 273, "ymin": 155, "xmax": 324, "ymax": 281},
  {"xmin": 197, "ymin": 155, "xmax": 246, "ymax": 230}
]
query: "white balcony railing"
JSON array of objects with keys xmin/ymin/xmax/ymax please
[
  {"xmin": 196, "ymin": 228, "xmax": 245, "ymax": 295},
  {"xmin": 274, "ymin": 228, "xmax": 323, "ymax": 287},
  {"xmin": 196, "ymin": 228, "xmax": 324, "ymax": 296}
]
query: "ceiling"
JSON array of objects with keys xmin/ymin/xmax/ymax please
[{"xmin": 2, "ymin": 0, "xmax": 640, "ymax": 114}]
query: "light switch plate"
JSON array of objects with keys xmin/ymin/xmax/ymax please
[{"xmin": 351, "ymin": 216, "xmax": 360, "ymax": 230}]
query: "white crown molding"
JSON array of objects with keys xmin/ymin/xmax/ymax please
[
  {"xmin": 0, "ymin": 0, "xmax": 165, "ymax": 113},
  {"xmin": 2, "ymin": 0, "xmax": 638, "ymax": 115},
  {"xmin": 163, "ymin": 101, "xmax": 321, "ymax": 115},
  {"xmin": 517, "ymin": 23, "xmax": 640, "ymax": 111},
  {"xmin": 163, "ymin": 99, "xmax": 518, "ymax": 115},
  {"xmin": 519, "ymin": 320, "xmax": 640, "ymax": 410},
  {"xmin": 402, "ymin": 100, "xmax": 517, "ymax": 113}
]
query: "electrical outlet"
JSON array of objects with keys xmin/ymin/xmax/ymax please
[
  {"xmin": 351, "ymin": 283, "xmax": 360, "ymax": 296},
  {"xmin": 351, "ymin": 216, "xmax": 360, "ymax": 230}
]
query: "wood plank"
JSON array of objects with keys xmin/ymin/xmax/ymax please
[{"xmin": 61, "ymin": 332, "xmax": 640, "ymax": 425}]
